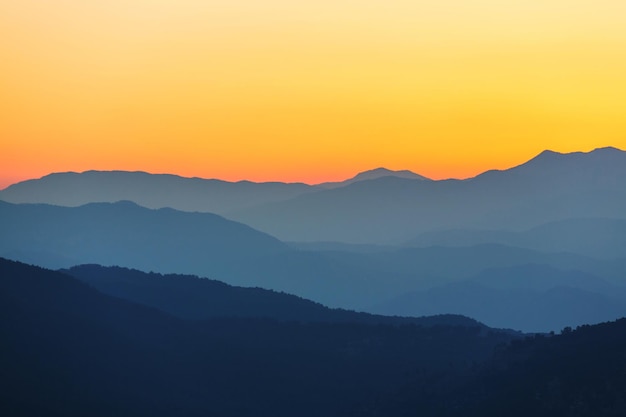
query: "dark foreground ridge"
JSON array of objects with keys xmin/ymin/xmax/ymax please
[
  {"xmin": 2, "ymin": 257, "xmax": 626, "ymax": 416},
  {"xmin": 62, "ymin": 263, "xmax": 484, "ymax": 327}
]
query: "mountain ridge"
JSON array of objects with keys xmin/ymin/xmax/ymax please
[
  {"xmin": 3, "ymin": 147, "xmax": 622, "ymax": 194},
  {"xmin": 318, "ymin": 167, "xmax": 430, "ymax": 189},
  {"xmin": 2, "ymin": 148, "xmax": 624, "ymax": 242},
  {"xmin": 227, "ymin": 146, "xmax": 626, "ymax": 242},
  {"xmin": 62, "ymin": 263, "xmax": 487, "ymax": 328},
  {"xmin": 4, "ymin": 256, "xmax": 626, "ymax": 416},
  {"xmin": 4, "ymin": 198, "xmax": 626, "ymax": 330},
  {"xmin": 0, "ymin": 256, "xmax": 516, "ymax": 417},
  {"xmin": 372, "ymin": 262, "xmax": 626, "ymax": 333},
  {"xmin": 406, "ymin": 217, "xmax": 626, "ymax": 259}
]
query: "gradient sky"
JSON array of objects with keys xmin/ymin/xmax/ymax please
[{"xmin": 2, "ymin": 1, "xmax": 626, "ymax": 188}]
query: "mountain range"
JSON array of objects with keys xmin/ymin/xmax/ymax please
[
  {"xmin": 3, "ymin": 257, "xmax": 626, "ymax": 416},
  {"xmin": 62, "ymin": 263, "xmax": 481, "ymax": 327},
  {"xmin": 2, "ymin": 198, "xmax": 625, "ymax": 332},
  {"xmin": 0, "ymin": 167, "xmax": 425, "ymax": 214},
  {"xmin": 0, "ymin": 257, "xmax": 512, "ymax": 417},
  {"xmin": 372, "ymin": 263, "xmax": 626, "ymax": 332},
  {"xmin": 407, "ymin": 217, "xmax": 626, "ymax": 259},
  {"xmin": 2, "ymin": 147, "xmax": 626, "ymax": 332},
  {"xmin": 227, "ymin": 147, "xmax": 626, "ymax": 243},
  {"xmin": 3, "ymin": 146, "xmax": 626, "ymax": 414},
  {"xmin": 2, "ymin": 147, "xmax": 624, "ymax": 243}
]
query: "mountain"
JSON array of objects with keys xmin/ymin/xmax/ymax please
[
  {"xmin": 471, "ymin": 318, "xmax": 626, "ymax": 417},
  {"xmin": 0, "ymin": 167, "xmax": 428, "ymax": 213},
  {"xmin": 0, "ymin": 198, "xmax": 626, "ymax": 330},
  {"xmin": 4, "ymin": 257, "xmax": 626, "ymax": 416},
  {"xmin": 407, "ymin": 217, "xmax": 626, "ymax": 259},
  {"xmin": 347, "ymin": 167, "xmax": 430, "ymax": 182},
  {"xmin": 374, "ymin": 318, "xmax": 626, "ymax": 416},
  {"xmin": 227, "ymin": 147, "xmax": 626, "ymax": 243},
  {"xmin": 476, "ymin": 146, "xmax": 626, "ymax": 187},
  {"xmin": 0, "ymin": 200, "xmax": 288, "ymax": 279},
  {"xmin": 4, "ymin": 199, "xmax": 625, "ymax": 312},
  {"xmin": 372, "ymin": 264, "xmax": 626, "ymax": 333},
  {"xmin": 63, "ymin": 263, "xmax": 482, "ymax": 327},
  {"xmin": 0, "ymin": 257, "xmax": 515, "ymax": 417},
  {"xmin": 318, "ymin": 167, "xmax": 430, "ymax": 189},
  {"xmin": 0, "ymin": 170, "xmax": 315, "ymax": 213},
  {"xmin": 2, "ymin": 148, "xmax": 624, "ymax": 244},
  {"xmin": 2, "ymin": 199, "xmax": 625, "ymax": 324},
  {"xmin": 3, "ymin": 147, "xmax": 625, "ymax": 244}
]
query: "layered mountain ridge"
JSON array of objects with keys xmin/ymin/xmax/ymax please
[
  {"xmin": 3, "ymin": 257, "xmax": 626, "ymax": 416},
  {"xmin": 2, "ymin": 199, "xmax": 626, "ymax": 332},
  {"xmin": 1, "ymin": 147, "xmax": 625, "ymax": 332}
]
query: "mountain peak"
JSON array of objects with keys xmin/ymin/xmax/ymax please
[
  {"xmin": 534, "ymin": 146, "xmax": 624, "ymax": 160},
  {"xmin": 316, "ymin": 167, "xmax": 430, "ymax": 189},
  {"xmin": 349, "ymin": 167, "xmax": 430, "ymax": 182},
  {"xmin": 536, "ymin": 149, "xmax": 560, "ymax": 157},
  {"xmin": 590, "ymin": 146, "xmax": 623, "ymax": 154},
  {"xmin": 517, "ymin": 146, "xmax": 625, "ymax": 168}
]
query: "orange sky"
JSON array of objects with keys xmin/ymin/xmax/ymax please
[{"xmin": 2, "ymin": 0, "xmax": 626, "ymax": 189}]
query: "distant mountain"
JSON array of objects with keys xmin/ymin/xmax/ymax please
[
  {"xmin": 227, "ymin": 147, "xmax": 626, "ymax": 243},
  {"xmin": 3, "ymin": 200, "xmax": 624, "ymax": 322},
  {"xmin": 0, "ymin": 257, "xmax": 515, "ymax": 417},
  {"xmin": 476, "ymin": 146, "xmax": 626, "ymax": 187},
  {"xmin": 318, "ymin": 167, "xmax": 430, "ymax": 189},
  {"xmin": 2, "ymin": 148, "xmax": 624, "ymax": 244},
  {"xmin": 63, "ymin": 263, "xmax": 482, "ymax": 328},
  {"xmin": 348, "ymin": 167, "xmax": 430, "ymax": 182},
  {"xmin": 0, "ymin": 200, "xmax": 288, "ymax": 280},
  {"xmin": 288, "ymin": 240, "xmax": 399, "ymax": 253},
  {"xmin": 0, "ymin": 167, "xmax": 428, "ymax": 213},
  {"xmin": 372, "ymin": 264, "xmax": 626, "ymax": 333},
  {"xmin": 407, "ymin": 217, "xmax": 626, "ymax": 259},
  {"xmin": 0, "ymin": 170, "xmax": 315, "ymax": 213}
]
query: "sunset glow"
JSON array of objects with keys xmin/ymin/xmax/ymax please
[{"xmin": 2, "ymin": 0, "xmax": 626, "ymax": 189}]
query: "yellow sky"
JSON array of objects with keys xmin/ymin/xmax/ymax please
[{"xmin": 2, "ymin": 0, "xmax": 625, "ymax": 187}]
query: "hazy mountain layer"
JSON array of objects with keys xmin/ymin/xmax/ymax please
[
  {"xmin": 3, "ymin": 199, "xmax": 625, "ymax": 331},
  {"xmin": 408, "ymin": 217, "xmax": 626, "ymax": 259},
  {"xmin": 2, "ymin": 147, "xmax": 624, "ymax": 244},
  {"xmin": 318, "ymin": 167, "xmax": 430, "ymax": 189},
  {"xmin": 227, "ymin": 147, "xmax": 626, "ymax": 243},
  {"xmin": 0, "ymin": 170, "xmax": 315, "ymax": 213},
  {"xmin": 0, "ymin": 167, "xmax": 427, "ymax": 213},
  {"xmin": 3, "ymin": 200, "xmax": 624, "ymax": 296},
  {"xmin": 0, "ymin": 200, "xmax": 287, "ymax": 273},
  {"xmin": 372, "ymin": 264, "xmax": 626, "ymax": 332}
]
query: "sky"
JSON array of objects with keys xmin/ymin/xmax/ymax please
[{"xmin": 2, "ymin": 0, "xmax": 626, "ymax": 188}]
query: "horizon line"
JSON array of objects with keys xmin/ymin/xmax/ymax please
[{"xmin": 1, "ymin": 146, "xmax": 622, "ymax": 191}]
